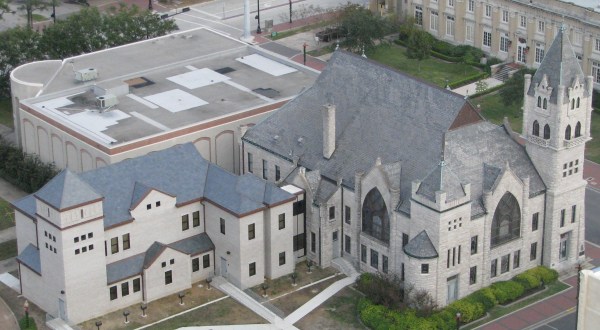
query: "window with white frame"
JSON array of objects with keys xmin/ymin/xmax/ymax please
[
  {"xmin": 502, "ymin": 10, "xmax": 509, "ymax": 23},
  {"xmin": 538, "ymin": 20, "xmax": 545, "ymax": 33},
  {"xmin": 595, "ymin": 38, "xmax": 600, "ymax": 52},
  {"xmin": 415, "ymin": 6, "xmax": 423, "ymax": 26},
  {"xmin": 520, "ymin": 16, "xmax": 527, "ymax": 28},
  {"xmin": 500, "ymin": 33, "xmax": 510, "ymax": 52},
  {"xmin": 573, "ymin": 31, "xmax": 582, "ymax": 46},
  {"xmin": 446, "ymin": 16, "xmax": 455, "ymax": 37},
  {"xmin": 535, "ymin": 43, "xmax": 545, "ymax": 63},
  {"xmin": 430, "ymin": 11, "xmax": 439, "ymax": 31},
  {"xmin": 448, "ymin": 0, "xmax": 454, "ymax": 7},
  {"xmin": 593, "ymin": 61, "xmax": 600, "ymax": 83},
  {"xmin": 485, "ymin": 5, "xmax": 492, "ymax": 18},
  {"xmin": 468, "ymin": 0, "xmax": 474, "ymax": 12},
  {"xmin": 466, "ymin": 24, "xmax": 474, "ymax": 42},
  {"xmin": 483, "ymin": 31, "xmax": 492, "ymax": 47}
]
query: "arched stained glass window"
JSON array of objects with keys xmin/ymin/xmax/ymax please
[
  {"xmin": 491, "ymin": 193, "xmax": 521, "ymax": 247},
  {"xmin": 362, "ymin": 188, "xmax": 390, "ymax": 243}
]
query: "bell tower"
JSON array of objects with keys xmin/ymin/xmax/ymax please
[{"xmin": 521, "ymin": 27, "xmax": 591, "ymax": 271}]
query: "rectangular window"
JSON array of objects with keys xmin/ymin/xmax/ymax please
[
  {"xmin": 192, "ymin": 258, "xmax": 200, "ymax": 272},
  {"xmin": 193, "ymin": 211, "xmax": 200, "ymax": 227},
  {"xmin": 203, "ymin": 254, "xmax": 210, "ymax": 268},
  {"xmin": 133, "ymin": 278, "xmax": 140, "ymax": 292},
  {"xmin": 345, "ymin": 206, "xmax": 351, "ymax": 224},
  {"xmin": 382, "ymin": 255, "xmax": 388, "ymax": 274},
  {"xmin": 466, "ymin": 24, "xmax": 474, "ymax": 42},
  {"xmin": 275, "ymin": 165, "xmax": 281, "ymax": 181},
  {"xmin": 520, "ymin": 15, "xmax": 527, "ymax": 28},
  {"xmin": 470, "ymin": 266, "xmax": 477, "ymax": 284},
  {"xmin": 345, "ymin": 235, "xmax": 351, "ymax": 253},
  {"xmin": 530, "ymin": 242, "xmax": 538, "ymax": 261},
  {"xmin": 293, "ymin": 200, "xmax": 306, "ymax": 215},
  {"xmin": 311, "ymin": 232, "xmax": 316, "ymax": 252},
  {"xmin": 165, "ymin": 270, "xmax": 173, "ymax": 285},
  {"xmin": 402, "ymin": 233, "xmax": 409, "ymax": 247},
  {"xmin": 447, "ymin": 249, "xmax": 451, "ymax": 268},
  {"xmin": 501, "ymin": 254, "xmax": 510, "ymax": 273},
  {"xmin": 596, "ymin": 39, "xmax": 600, "ymax": 52},
  {"xmin": 560, "ymin": 209, "xmax": 566, "ymax": 227},
  {"xmin": 593, "ymin": 62, "xmax": 600, "ymax": 83},
  {"xmin": 500, "ymin": 34, "xmax": 510, "ymax": 52},
  {"xmin": 333, "ymin": 231, "xmax": 338, "ymax": 241},
  {"xmin": 467, "ymin": 0, "xmax": 474, "ymax": 12},
  {"xmin": 573, "ymin": 31, "xmax": 582, "ymax": 46},
  {"xmin": 156, "ymin": 201, "xmax": 160, "ymax": 207},
  {"xmin": 247, "ymin": 153, "xmax": 253, "ymax": 173},
  {"xmin": 483, "ymin": 31, "xmax": 492, "ymax": 47},
  {"xmin": 329, "ymin": 206, "xmax": 335, "ymax": 219},
  {"xmin": 182, "ymin": 214, "xmax": 190, "ymax": 231},
  {"xmin": 485, "ymin": 5, "xmax": 492, "ymax": 18},
  {"xmin": 502, "ymin": 10, "xmax": 509, "ymax": 23},
  {"xmin": 220, "ymin": 218, "xmax": 225, "ymax": 235},
  {"xmin": 294, "ymin": 233, "xmax": 306, "ymax": 251},
  {"xmin": 571, "ymin": 205, "xmax": 576, "ymax": 223},
  {"xmin": 111, "ymin": 237, "xmax": 119, "ymax": 254},
  {"xmin": 560, "ymin": 232, "xmax": 569, "ymax": 260},
  {"xmin": 491, "ymin": 259, "xmax": 498, "ymax": 277},
  {"xmin": 278, "ymin": 213, "xmax": 285, "ymax": 230},
  {"xmin": 146, "ymin": 204, "xmax": 151, "ymax": 210},
  {"xmin": 370, "ymin": 249, "xmax": 379, "ymax": 269},
  {"xmin": 121, "ymin": 282, "xmax": 129, "ymax": 296},
  {"xmin": 122, "ymin": 233, "xmax": 130, "ymax": 250},
  {"xmin": 430, "ymin": 11, "xmax": 438, "ymax": 31},
  {"xmin": 421, "ymin": 264, "xmax": 429, "ymax": 274},
  {"xmin": 535, "ymin": 43, "xmax": 545, "ymax": 64},
  {"xmin": 110, "ymin": 286, "xmax": 118, "ymax": 300},
  {"xmin": 248, "ymin": 223, "xmax": 255, "ymax": 240},
  {"xmin": 446, "ymin": 16, "xmax": 455, "ymax": 37},
  {"xmin": 262, "ymin": 160, "xmax": 268, "ymax": 179},
  {"xmin": 279, "ymin": 252, "xmax": 286, "ymax": 266},
  {"xmin": 415, "ymin": 6, "xmax": 423, "ymax": 25},
  {"xmin": 514, "ymin": 250, "xmax": 521, "ymax": 269},
  {"xmin": 538, "ymin": 20, "xmax": 545, "ymax": 33},
  {"xmin": 471, "ymin": 236, "xmax": 478, "ymax": 254},
  {"xmin": 458, "ymin": 245, "xmax": 461, "ymax": 264},
  {"xmin": 249, "ymin": 262, "xmax": 256, "ymax": 276},
  {"xmin": 447, "ymin": 0, "xmax": 454, "ymax": 7},
  {"xmin": 361, "ymin": 244, "xmax": 367, "ymax": 263},
  {"xmin": 532, "ymin": 212, "xmax": 539, "ymax": 231},
  {"xmin": 401, "ymin": 263, "xmax": 405, "ymax": 281}
]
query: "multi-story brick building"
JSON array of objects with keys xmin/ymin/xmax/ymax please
[
  {"xmin": 371, "ymin": 0, "xmax": 600, "ymax": 86},
  {"xmin": 241, "ymin": 30, "xmax": 588, "ymax": 306}
]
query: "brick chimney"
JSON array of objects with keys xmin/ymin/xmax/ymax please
[{"xmin": 322, "ymin": 104, "xmax": 336, "ymax": 159}]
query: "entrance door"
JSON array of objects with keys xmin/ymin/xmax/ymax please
[
  {"xmin": 560, "ymin": 232, "xmax": 570, "ymax": 261},
  {"xmin": 517, "ymin": 45, "xmax": 526, "ymax": 63},
  {"xmin": 220, "ymin": 257, "xmax": 228, "ymax": 277},
  {"xmin": 58, "ymin": 298, "xmax": 67, "ymax": 320},
  {"xmin": 447, "ymin": 275, "xmax": 458, "ymax": 304}
]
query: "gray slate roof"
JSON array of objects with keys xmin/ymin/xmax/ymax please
[
  {"xmin": 169, "ymin": 233, "xmax": 214, "ymax": 256},
  {"xmin": 106, "ymin": 253, "xmax": 145, "ymax": 284},
  {"xmin": 34, "ymin": 170, "xmax": 102, "ymax": 210},
  {"xmin": 243, "ymin": 50, "xmax": 480, "ymax": 206},
  {"xmin": 527, "ymin": 28, "xmax": 588, "ymax": 104},
  {"xmin": 14, "ymin": 143, "xmax": 294, "ymax": 228},
  {"xmin": 403, "ymin": 230, "xmax": 438, "ymax": 259},
  {"xmin": 17, "ymin": 244, "xmax": 41, "ymax": 274},
  {"xmin": 416, "ymin": 162, "xmax": 466, "ymax": 203}
]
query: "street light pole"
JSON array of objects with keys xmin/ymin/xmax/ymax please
[
  {"xmin": 289, "ymin": 0, "xmax": 292, "ymax": 24},
  {"xmin": 256, "ymin": 0, "xmax": 261, "ymax": 34},
  {"xmin": 575, "ymin": 263, "xmax": 582, "ymax": 330}
]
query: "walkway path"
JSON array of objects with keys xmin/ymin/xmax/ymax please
[{"xmin": 451, "ymin": 77, "xmax": 504, "ymax": 97}]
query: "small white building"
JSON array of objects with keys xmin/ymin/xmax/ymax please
[
  {"xmin": 13, "ymin": 143, "xmax": 304, "ymax": 324},
  {"xmin": 578, "ymin": 267, "xmax": 600, "ymax": 329}
]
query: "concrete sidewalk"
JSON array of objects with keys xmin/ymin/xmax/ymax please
[{"xmin": 451, "ymin": 77, "xmax": 504, "ymax": 97}]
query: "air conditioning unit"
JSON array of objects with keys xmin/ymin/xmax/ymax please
[
  {"xmin": 75, "ymin": 68, "xmax": 98, "ymax": 82},
  {"xmin": 96, "ymin": 94, "xmax": 118, "ymax": 109}
]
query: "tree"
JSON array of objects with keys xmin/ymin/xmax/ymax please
[
  {"xmin": 0, "ymin": 0, "xmax": 11, "ymax": 20},
  {"xmin": 406, "ymin": 29, "xmax": 431, "ymax": 71},
  {"xmin": 0, "ymin": 27, "xmax": 43, "ymax": 97},
  {"xmin": 19, "ymin": 0, "xmax": 54, "ymax": 29},
  {"xmin": 498, "ymin": 68, "xmax": 536, "ymax": 107},
  {"xmin": 337, "ymin": 4, "xmax": 388, "ymax": 53}
]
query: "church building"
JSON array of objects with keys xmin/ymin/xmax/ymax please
[{"xmin": 241, "ymin": 29, "xmax": 589, "ymax": 306}]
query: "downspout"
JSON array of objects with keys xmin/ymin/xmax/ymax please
[
  {"xmin": 540, "ymin": 193, "xmax": 547, "ymax": 266},
  {"xmin": 341, "ymin": 185, "xmax": 344, "ymax": 257}
]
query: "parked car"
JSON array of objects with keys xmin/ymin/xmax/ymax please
[{"xmin": 316, "ymin": 27, "xmax": 346, "ymax": 42}]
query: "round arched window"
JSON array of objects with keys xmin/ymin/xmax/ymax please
[
  {"xmin": 362, "ymin": 188, "xmax": 390, "ymax": 243},
  {"xmin": 491, "ymin": 193, "xmax": 521, "ymax": 247}
]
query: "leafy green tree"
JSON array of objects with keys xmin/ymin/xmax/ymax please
[
  {"xmin": 18, "ymin": 0, "xmax": 56, "ymax": 29},
  {"xmin": 498, "ymin": 68, "xmax": 536, "ymax": 107},
  {"xmin": 0, "ymin": 0, "xmax": 11, "ymax": 20},
  {"xmin": 0, "ymin": 27, "xmax": 43, "ymax": 97},
  {"xmin": 406, "ymin": 29, "xmax": 431, "ymax": 71},
  {"xmin": 40, "ymin": 7, "xmax": 105, "ymax": 58},
  {"xmin": 337, "ymin": 4, "xmax": 388, "ymax": 52}
]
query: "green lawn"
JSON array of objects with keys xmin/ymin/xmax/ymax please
[
  {"xmin": 473, "ymin": 92, "xmax": 523, "ymax": 133},
  {"xmin": 366, "ymin": 44, "xmax": 482, "ymax": 88},
  {"xmin": 0, "ymin": 240, "xmax": 17, "ymax": 261},
  {"xmin": 0, "ymin": 198, "xmax": 15, "ymax": 231},
  {"xmin": 0, "ymin": 98, "xmax": 13, "ymax": 128}
]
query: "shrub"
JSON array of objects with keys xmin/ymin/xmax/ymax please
[
  {"xmin": 447, "ymin": 299, "xmax": 485, "ymax": 323},
  {"xmin": 490, "ymin": 281, "xmax": 525, "ymax": 304},
  {"xmin": 513, "ymin": 272, "xmax": 541, "ymax": 291},
  {"xmin": 0, "ymin": 136, "xmax": 58, "ymax": 193},
  {"xmin": 19, "ymin": 315, "xmax": 37, "ymax": 330},
  {"xmin": 448, "ymin": 72, "xmax": 488, "ymax": 89},
  {"xmin": 467, "ymin": 287, "xmax": 497, "ymax": 310},
  {"xmin": 528, "ymin": 266, "xmax": 559, "ymax": 284},
  {"xmin": 356, "ymin": 272, "xmax": 405, "ymax": 309}
]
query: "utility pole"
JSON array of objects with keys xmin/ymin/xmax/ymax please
[{"xmin": 289, "ymin": 0, "xmax": 292, "ymax": 24}]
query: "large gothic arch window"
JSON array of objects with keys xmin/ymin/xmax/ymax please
[
  {"xmin": 565, "ymin": 125, "xmax": 572, "ymax": 140},
  {"xmin": 532, "ymin": 121, "xmax": 539, "ymax": 136},
  {"xmin": 362, "ymin": 188, "xmax": 390, "ymax": 243},
  {"xmin": 543, "ymin": 124, "xmax": 551, "ymax": 139},
  {"xmin": 491, "ymin": 193, "xmax": 521, "ymax": 247},
  {"xmin": 575, "ymin": 122, "xmax": 582, "ymax": 138}
]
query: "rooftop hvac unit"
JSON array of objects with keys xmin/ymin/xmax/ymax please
[
  {"xmin": 75, "ymin": 68, "xmax": 98, "ymax": 82},
  {"xmin": 96, "ymin": 94, "xmax": 118, "ymax": 109}
]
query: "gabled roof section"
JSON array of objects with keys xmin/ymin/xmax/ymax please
[
  {"xmin": 17, "ymin": 244, "xmax": 41, "ymax": 275},
  {"xmin": 106, "ymin": 253, "xmax": 145, "ymax": 284},
  {"xmin": 11, "ymin": 195, "xmax": 37, "ymax": 219},
  {"xmin": 169, "ymin": 233, "xmax": 214, "ymax": 256},
  {"xmin": 403, "ymin": 230, "xmax": 438, "ymax": 259},
  {"xmin": 416, "ymin": 161, "xmax": 466, "ymax": 203},
  {"xmin": 130, "ymin": 181, "xmax": 153, "ymax": 210},
  {"xmin": 143, "ymin": 242, "xmax": 167, "ymax": 269},
  {"xmin": 34, "ymin": 169, "xmax": 102, "ymax": 210},
  {"xmin": 527, "ymin": 27, "xmax": 587, "ymax": 103},
  {"xmin": 483, "ymin": 163, "xmax": 502, "ymax": 192}
]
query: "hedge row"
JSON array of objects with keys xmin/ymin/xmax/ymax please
[
  {"xmin": 358, "ymin": 266, "xmax": 558, "ymax": 329},
  {"xmin": 448, "ymin": 72, "xmax": 488, "ymax": 89},
  {"xmin": 0, "ymin": 137, "xmax": 58, "ymax": 193},
  {"xmin": 468, "ymin": 82, "xmax": 506, "ymax": 99}
]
